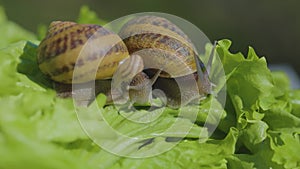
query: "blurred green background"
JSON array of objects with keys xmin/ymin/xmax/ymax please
[{"xmin": 1, "ymin": 0, "xmax": 299, "ymax": 75}]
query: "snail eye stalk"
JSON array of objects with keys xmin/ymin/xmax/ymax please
[
  {"xmin": 194, "ymin": 41, "xmax": 217, "ymax": 95},
  {"xmin": 206, "ymin": 41, "xmax": 217, "ymax": 74}
]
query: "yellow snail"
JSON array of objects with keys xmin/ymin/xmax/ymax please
[{"xmin": 37, "ymin": 16, "xmax": 212, "ymax": 108}]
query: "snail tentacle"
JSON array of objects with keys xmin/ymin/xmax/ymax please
[
  {"xmin": 194, "ymin": 41, "xmax": 217, "ymax": 95},
  {"xmin": 206, "ymin": 41, "xmax": 217, "ymax": 75},
  {"xmin": 128, "ymin": 70, "xmax": 160, "ymax": 91}
]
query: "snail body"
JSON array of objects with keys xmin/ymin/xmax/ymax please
[{"xmin": 37, "ymin": 16, "xmax": 212, "ymax": 108}]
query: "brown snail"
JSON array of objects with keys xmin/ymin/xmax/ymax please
[{"xmin": 37, "ymin": 16, "xmax": 212, "ymax": 108}]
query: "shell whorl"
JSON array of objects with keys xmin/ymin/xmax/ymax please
[{"xmin": 37, "ymin": 21, "xmax": 129, "ymax": 84}]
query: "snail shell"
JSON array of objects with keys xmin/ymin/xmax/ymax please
[
  {"xmin": 37, "ymin": 21, "xmax": 129, "ymax": 84},
  {"xmin": 119, "ymin": 15, "xmax": 198, "ymax": 78}
]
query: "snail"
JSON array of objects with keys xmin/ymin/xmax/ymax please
[
  {"xmin": 119, "ymin": 16, "xmax": 212, "ymax": 107},
  {"xmin": 37, "ymin": 16, "xmax": 212, "ymax": 108}
]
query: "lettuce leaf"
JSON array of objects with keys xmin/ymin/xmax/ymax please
[
  {"xmin": 0, "ymin": 7, "xmax": 36, "ymax": 49},
  {"xmin": 76, "ymin": 6, "xmax": 107, "ymax": 25},
  {"xmin": 217, "ymin": 39, "xmax": 300, "ymax": 169}
]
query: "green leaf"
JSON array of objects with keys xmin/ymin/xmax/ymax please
[
  {"xmin": 0, "ymin": 6, "xmax": 7, "ymax": 23},
  {"xmin": 226, "ymin": 155, "xmax": 256, "ymax": 169},
  {"xmin": 0, "ymin": 6, "xmax": 36, "ymax": 49},
  {"xmin": 77, "ymin": 6, "xmax": 106, "ymax": 25},
  {"xmin": 269, "ymin": 131, "xmax": 300, "ymax": 169},
  {"xmin": 263, "ymin": 106, "xmax": 300, "ymax": 130},
  {"xmin": 271, "ymin": 71, "xmax": 290, "ymax": 94},
  {"xmin": 216, "ymin": 39, "xmax": 244, "ymax": 75},
  {"xmin": 36, "ymin": 24, "xmax": 48, "ymax": 41},
  {"xmin": 110, "ymin": 128, "xmax": 239, "ymax": 169},
  {"xmin": 17, "ymin": 41, "xmax": 53, "ymax": 88},
  {"xmin": 240, "ymin": 120, "xmax": 269, "ymax": 152},
  {"xmin": 290, "ymin": 90, "xmax": 300, "ymax": 118}
]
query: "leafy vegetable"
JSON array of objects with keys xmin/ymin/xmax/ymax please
[
  {"xmin": 76, "ymin": 6, "xmax": 107, "ymax": 25},
  {"xmin": 0, "ymin": 7, "xmax": 36, "ymax": 49},
  {"xmin": 0, "ymin": 6, "xmax": 299, "ymax": 169}
]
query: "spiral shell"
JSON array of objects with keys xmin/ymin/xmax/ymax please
[
  {"xmin": 37, "ymin": 21, "xmax": 129, "ymax": 84},
  {"xmin": 119, "ymin": 15, "xmax": 198, "ymax": 78}
]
